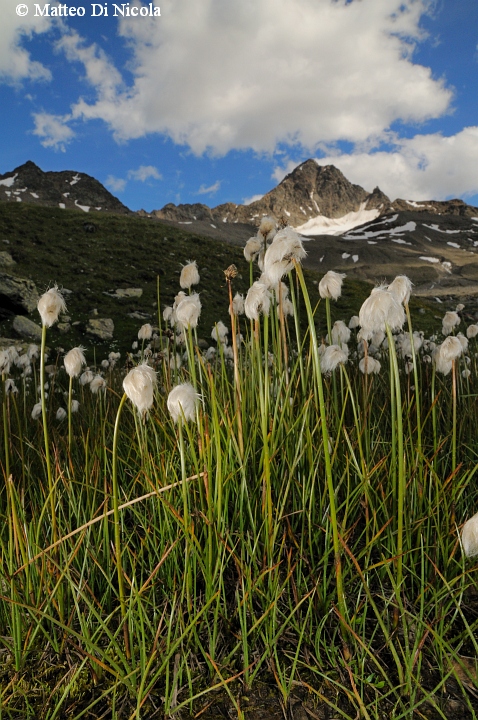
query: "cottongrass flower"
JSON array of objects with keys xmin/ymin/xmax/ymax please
[
  {"xmin": 0, "ymin": 351, "xmax": 11, "ymax": 375},
  {"xmin": 64, "ymin": 347, "xmax": 86, "ymax": 378},
  {"xmin": 279, "ymin": 298, "xmax": 294, "ymax": 318},
  {"xmin": 167, "ymin": 383, "xmax": 199, "ymax": 424},
  {"xmin": 138, "ymin": 323, "xmax": 153, "ymax": 341},
  {"xmin": 319, "ymin": 271, "xmax": 346, "ymax": 300},
  {"xmin": 108, "ymin": 351, "xmax": 121, "ymax": 368},
  {"xmin": 31, "ymin": 402, "xmax": 42, "ymax": 420},
  {"xmin": 258, "ymin": 216, "xmax": 277, "ymax": 242},
  {"xmin": 90, "ymin": 375, "xmax": 107, "ymax": 393},
  {"xmin": 244, "ymin": 236, "xmax": 262, "ymax": 263},
  {"xmin": 175, "ymin": 293, "xmax": 201, "ymax": 330},
  {"xmin": 442, "ymin": 311, "xmax": 460, "ymax": 336},
  {"xmin": 359, "ymin": 356, "xmax": 381, "ymax": 374},
  {"xmin": 80, "ymin": 370, "xmax": 95, "ymax": 386},
  {"xmin": 123, "ymin": 364, "xmax": 157, "ymax": 416},
  {"xmin": 348, "ymin": 315, "xmax": 359, "ymax": 330},
  {"xmin": 461, "ymin": 511, "xmax": 478, "ymax": 557},
  {"xmin": 463, "ymin": 368, "xmax": 471, "ymax": 379},
  {"xmin": 211, "ymin": 321, "xmax": 229, "ymax": 344},
  {"xmin": 359, "ymin": 286, "xmax": 405, "ymax": 341},
  {"xmin": 457, "ymin": 333, "xmax": 469, "ymax": 352},
  {"xmin": 466, "ymin": 324, "xmax": 478, "ymax": 339},
  {"xmin": 244, "ymin": 280, "xmax": 271, "ymax": 320},
  {"xmin": 71, "ymin": 399, "xmax": 80, "ymax": 413},
  {"xmin": 388, "ymin": 275, "xmax": 413, "ymax": 306},
  {"xmin": 163, "ymin": 306, "xmax": 174, "ymax": 324},
  {"xmin": 180, "ymin": 260, "xmax": 200, "ymax": 289},
  {"xmin": 329, "ymin": 320, "xmax": 351, "ymax": 346},
  {"xmin": 321, "ymin": 345, "xmax": 348, "ymax": 374},
  {"xmin": 262, "ymin": 227, "xmax": 307, "ymax": 286},
  {"xmin": 433, "ymin": 336, "xmax": 463, "ymax": 375},
  {"xmin": 37, "ymin": 285, "xmax": 66, "ymax": 327},
  {"xmin": 5, "ymin": 379, "xmax": 18, "ymax": 394},
  {"xmin": 56, "ymin": 407, "xmax": 67, "ymax": 421},
  {"xmin": 28, "ymin": 344, "xmax": 39, "ymax": 360},
  {"xmin": 230, "ymin": 292, "xmax": 245, "ymax": 316},
  {"xmin": 169, "ymin": 353, "xmax": 182, "ymax": 370},
  {"xmin": 15, "ymin": 353, "xmax": 31, "ymax": 370}
]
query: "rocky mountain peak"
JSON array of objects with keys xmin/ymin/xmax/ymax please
[{"xmin": 0, "ymin": 161, "xmax": 130, "ymax": 215}]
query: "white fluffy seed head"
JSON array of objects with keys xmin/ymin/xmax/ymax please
[
  {"xmin": 439, "ymin": 336, "xmax": 463, "ymax": 363},
  {"xmin": 71, "ymin": 399, "xmax": 80, "ymax": 413},
  {"xmin": 80, "ymin": 370, "xmax": 95, "ymax": 386},
  {"xmin": 359, "ymin": 356, "xmax": 381, "ymax": 375},
  {"xmin": 167, "ymin": 382, "xmax": 199, "ymax": 424},
  {"xmin": 244, "ymin": 281, "xmax": 271, "ymax": 320},
  {"xmin": 138, "ymin": 323, "xmax": 153, "ymax": 341},
  {"xmin": 230, "ymin": 292, "xmax": 245, "ymax": 316},
  {"xmin": 90, "ymin": 375, "xmax": 107, "ymax": 393},
  {"xmin": 320, "ymin": 345, "xmax": 348, "ymax": 374},
  {"xmin": 175, "ymin": 293, "xmax": 201, "ymax": 330},
  {"xmin": 37, "ymin": 286, "xmax": 66, "ymax": 328},
  {"xmin": 56, "ymin": 407, "xmax": 67, "ymax": 421},
  {"xmin": 262, "ymin": 227, "xmax": 307, "ymax": 286},
  {"xmin": 388, "ymin": 275, "xmax": 413, "ymax": 306},
  {"xmin": 359, "ymin": 287, "xmax": 405, "ymax": 341},
  {"xmin": 466, "ymin": 324, "xmax": 478, "ymax": 339},
  {"xmin": 123, "ymin": 364, "xmax": 157, "ymax": 415},
  {"xmin": 462, "ymin": 511, "xmax": 478, "ymax": 557},
  {"xmin": 348, "ymin": 315, "xmax": 359, "ymax": 330},
  {"xmin": 442, "ymin": 311, "xmax": 460, "ymax": 336},
  {"xmin": 244, "ymin": 236, "xmax": 262, "ymax": 263},
  {"xmin": 319, "ymin": 271, "xmax": 346, "ymax": 300},
  {"xmin": 0, "ymin": 351, "xmax": 11, "ymax": 375},
  {"xmin": 180, "ymin": 260, "xmax": 200, "ymax": 289},
  {"xmin": 258, "ymin": 216, "xmax": 277, "ymax": 242},
  {"xmin": 64, "ymin": 347, "xmax": 86, "ymax": 378},
  {"xmin": 31, "ymin": 402, "xmax": 42, "ymax": 420},
  {"xmin": 211, "ymin": 320, "xmax": 229, "ymax": 344},
  {"xmin": 330, "ymin": 320, "xmax": 351, "ymax": 346}
]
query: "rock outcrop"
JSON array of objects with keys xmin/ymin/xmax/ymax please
[{"xmin": 0, "ymin": 272, "xmax": 39, "ymax": 318}]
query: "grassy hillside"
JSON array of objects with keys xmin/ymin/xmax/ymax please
[{"xmin": 0, "ymin": 203, "xmax": 439, "ymax": 361}]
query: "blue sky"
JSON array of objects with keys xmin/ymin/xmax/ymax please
[{"xmin": 1, "ymin": 0, "xmax": 478, "ymax": 212}]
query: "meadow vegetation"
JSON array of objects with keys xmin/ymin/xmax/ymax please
[{"xmin": 1, "ymin": 214, "xmax": 478, "ymax": 719}]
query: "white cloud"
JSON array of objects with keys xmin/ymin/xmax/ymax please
[
  {"xmin": 32, "ymin": 112, "xmax": 75, "ymax": 150},
  {"xmin": 106, "ymin": 175, "xmax": 127, "ymax": 193},
  {"xmin": 243, "ymin": 193, "xmax": 264, "ymax": 206},
  {"xmin": 302, "ymin": 127, "xmax": 478, "ymax": 201},
  {"xmin": 0, "ymin": 3, "xmax": 52, "ymax": 82},
  {"xmin": 196, "ymin": 180, "xmax": 221, "ymax": 195},
  {"xmin": 66, "ymin": 0, "xmax": 452, "ymax": 155},
  {"xmin": 127, "ymin": 165, "xmax": 162, "ymax": 181}
]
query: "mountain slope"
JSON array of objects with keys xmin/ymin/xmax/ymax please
[{"xmin": 0, "ymin": 161, "xmax": 130, "ymax": 215}]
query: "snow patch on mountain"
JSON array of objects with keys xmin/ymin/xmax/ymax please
[{"xmin": 295, "ymin": 203, "xmax": 381, "ymax": 236}]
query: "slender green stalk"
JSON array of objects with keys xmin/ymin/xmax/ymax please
[
  {"xmin": 294, "ymin": 262, "xmax": 348, "ymax": 643},
  {"xmin": 40, "ymin": 323, "xmax": 57, "ymax": 547},
  {"xmin": 111, "ymin": 392, "xmax": 130, "ymax": 659},
  {"xmin": 2, "ymin": 374, "xmax": 10, "ymax": 481}
]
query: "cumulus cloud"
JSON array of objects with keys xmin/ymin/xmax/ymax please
[
  {"xmin": 32, "ymin": 112, "xmax": 75, "ymax": 151},
  {"xmin": 243, "ymin": 193, "xmax": 264, "ymax": 206},
  {"xmin": 66, "ymin": 0, "xmax": 452, "ymax": 155},
  {"xmin": 0, "ymin": 3, "xmax": 52, "ymax": 82},
  {"xmin": 127, "ymin": 165, "xmax": 162, "ymax": 181},
  {"xmin": 196, "ymin": 180, "xmax": 221, "ymax": 195},
  {"xmin": 305, "ymin": 127, "xmax": 478, "ymax": 201},
  {"xmin": 106, "ymin": 175, "xmax": 127, "ymax": 193}
]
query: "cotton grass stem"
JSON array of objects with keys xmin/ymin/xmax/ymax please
[
  {"xmin": 294, "ymin": 261, "xmax": 348, "ymax": 647},
  {"xmin": 2, "ymin": 374, "xmax": 10, "ymax": 481},
  {"xmin": 111, "ymin": 392, "xmax": 130, "ymax": 659},
  {"xmin": 385, "ymin": 324, "xmax": 406, "ymax": 623},
  {"xmin": 40, "ymin": 323, "xmax": 57, "ymax": 548}
]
